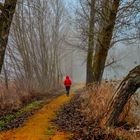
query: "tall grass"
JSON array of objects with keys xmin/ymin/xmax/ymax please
[
  {"xmin": 0, "ymin": 83, "xmax": 30, "ymax": 116},
  {"xmin": 81, "ymin": 81, "xmax": 140, "ymax": 139},
  {"xmin": 81, "ymin": 82, "xmax": 115, "ymax": 123},
  {"xmin": 0, "ymin": 81, "xmax": 48, "ymax": 116}
]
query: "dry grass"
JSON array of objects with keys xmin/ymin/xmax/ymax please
[
  {"xmin": 0, "ymin": 85, "xmax": 18, "ymax": 112},
  {"xmin": 0, "ymin": 79, "xmax": 63, "ymax": 116},
  {"xmin": 81, "ymin": 82, "xmax": 116, "ymax": 123},
  {"xmin": 0, "ymin": 82, "xmax": 48, "ymax": 116},
  {"xmin": 81, "ymin": 81, "xmax": 140, "ymax": 139}
]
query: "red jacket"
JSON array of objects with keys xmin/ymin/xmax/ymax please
[{"xmin": 64, "ymin": 76, "xmax": 72, "ymax": 87}]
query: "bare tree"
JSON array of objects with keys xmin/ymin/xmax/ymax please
[
  {"xmin": 7, "ymin": 0, "xmax": 70, "ymax": 92},
  {"xmin": 100, "ymin": 65, "xmax": 140, "ymax": 127},
  {"xmin": 92, "ymin": 0, "xmax": 120, "ymax": 82},
  {"xmin": 0, "ymin": 0, "xmax": 17, "ymax": 73},
  {"xmin": 76, "ymin": 0, "xmax": 140, "ymax": 84},
  {"xmin": 86, "ymin": 0, "xmax": 95, "ymax": 84}
]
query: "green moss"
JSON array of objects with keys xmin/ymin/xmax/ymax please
[
  {"xmin": 118, "ymin": 136, "xmax": 126, "ymax": 140},
  {"xmin": 0, "ymin": 120, "xmax": 6, "ymax": 129},
  {"xmin": 45, "ymin": 129, "xmax": 56, "ymax": 136},
  {"xmin": 0, "ymin": 100, "xmax": 43, "ymax": 129},
  {"xmin": 45, "ymin": 125, "xmax": 58, "ymax": 136},
  {"xmin": 15, "ymin": 111, "xmax": 21, "ymax": 117},
  {"xmin": 19, "ymin": 100, "xmax": 43, "ymax": 113},
  {"xmin": 66, "ymin": 133, "xmax": 74, "ymax": 140},
  {"xmin": 4, "ymin": 114, "xmax": 16, "ymax": 123}
]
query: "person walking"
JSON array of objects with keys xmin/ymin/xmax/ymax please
[{"xmin": 64, "ymin": 75, "xmax": 72, "ymax": 96}]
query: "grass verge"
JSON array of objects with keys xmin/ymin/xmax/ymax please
[{"xmin": 0, "ymin": 100, "xmax": 43, "ymax": 130}]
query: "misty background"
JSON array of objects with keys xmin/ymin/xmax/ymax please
[
  {"xmin": 1, "ymin": 0, "xmax": 140, "ymax": 85},
  {"xmin": 64, "ymin": 0, "xmax": 140, "ymax": 83}
]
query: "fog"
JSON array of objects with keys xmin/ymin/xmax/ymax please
[
  {"xmin": 63, "ymin": 0, "xmax": 140, "ymax": 83},
  {"xmin": 70, "ymin": 43, "xmax": 140, "ymax": 83}
]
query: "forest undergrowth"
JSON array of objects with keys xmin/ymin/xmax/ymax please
[
  {"xmin": 0, "ymin": 82, "xmax": 63, "ymax": 131},
  {"xmin": 55, "ymin": 82, "xmax": 140, "ymax": 140}
]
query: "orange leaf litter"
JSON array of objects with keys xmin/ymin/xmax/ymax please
[{"xmin": 0, "ymin": 94, "xmax": 73, "ymax": 140}]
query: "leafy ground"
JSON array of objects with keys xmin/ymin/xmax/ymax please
[
  {"xmin": 0, "ymin": 100, "xmax": 43, "ymax": 131},
  {"xmin": 54, "ymin": 94, "xmax": 115, "ymax": 140},
  {"xmin": 1, "ymin": 83, "xmax": 139, "ymax": 140},
  {"xmin": 0, "ymin": 94, "xmax": 74, "ymax": 140},
  {"xmin": 54, "ymin": 84, "xmax": 140, "ymax": 140}
]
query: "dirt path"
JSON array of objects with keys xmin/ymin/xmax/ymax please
[{"xmin": 0, "ymin": 94, "xmax": 73, "ymax": 140}]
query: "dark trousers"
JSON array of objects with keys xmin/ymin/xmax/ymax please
[{"xmin": 65, "ymin": 86, "xmax": 70, "ymax": 96}]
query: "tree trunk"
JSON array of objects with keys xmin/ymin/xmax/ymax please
[
  {"xmin": 86, "ymin": 0, "xmax": 95, "ymax": 85},
  {"xmin": 100, "ymin": 65, "xmax": 140, "ymax": 127},
  {"xmin": 3, "ymin": 62, "xmax": 8, "ymax": 89},
  {"xmin": 0, "ymin": 0, "xmax": 17, "ymax": 73},
  {"xmin": 92, "ymin": 0, "xmax": 120, "ymax": 82}
]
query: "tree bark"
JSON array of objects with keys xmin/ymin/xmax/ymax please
[
  {"xmin": 86, "ymin": 0, "xmax": 95, "ymax": 85},
  {"xmin": 0, "ymin": 0, "xmax": 17, "ymax": 73},
  {"xmin": 100, "ymin": 65, "xmax": 140, "ymax": 127},
  {"xmin": 92, "ymin": 0, "xmax": 120, "ymax": 82}
]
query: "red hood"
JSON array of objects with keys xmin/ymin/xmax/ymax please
[
  {"xmin": 64, "ymin": 75, "xmax": 72, "ymax": 86},
  {"xmin": 66, "ymin": 75, "xmax": 70, "ymax": 79}
]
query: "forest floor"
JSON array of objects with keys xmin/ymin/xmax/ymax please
[
  {"xmin": 0, "ymin": 95, "xmax": 73, "ymax": 140},
  {"xmin": 0, "ymin": 83, "xmax": 139, "ymax": 140},
  {"xmin": 0, "ymin": 84, "xmax": 83, "ymax": 140}
]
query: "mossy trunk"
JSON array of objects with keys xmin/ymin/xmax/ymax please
[
  {"xmin": 100, "ymin": 65, "xmax": 140, "ymax": 127},
  {"xmin": 0, "ymin": 0, "xmax": 17, "ymax": 73},
  {"xmin": 92, "ymin": 0, "xmax": 120, "ymax": 82},
  {"xmin": 86, "ymin": 0, "xmax": 95, "ymax": 85}
]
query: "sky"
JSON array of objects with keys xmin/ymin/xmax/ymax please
[{"xmin": 63, "ymin": 0, "xmax": 79, "ymax": 16}]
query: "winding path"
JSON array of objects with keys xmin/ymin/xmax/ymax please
[{"xmin": 0, "ymin": 94, "xmax": 73, "ymax": 140}]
